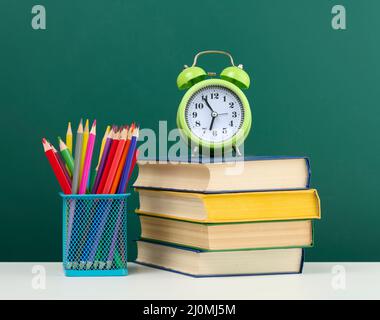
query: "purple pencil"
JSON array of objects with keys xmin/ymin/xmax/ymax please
[{"xmin": 91, "ymin": 129, "xmax": 113, "ymax": 193}]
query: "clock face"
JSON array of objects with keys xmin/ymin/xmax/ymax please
[{"xmin": 185, "ymin": 85, "xmax": 244, "ymax": 144}]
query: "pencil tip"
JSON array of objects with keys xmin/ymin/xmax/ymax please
[{"xmin": 42, "ymin": 138, "xmax": 47, "ymax": 144}]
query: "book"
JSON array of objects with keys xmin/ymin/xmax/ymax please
[
  {"xmin": 138, "ymin": 214, "xmax": 313, "ymax": 250},
  {"xmin": 134, "ymin": 156, "xmax": 310, "ymax": 193},
  {"xmin": 135, "ymin": 188, "xmax": 321, "ymax": 222},
  {"xmin": 136, "ymin": 240, "xmax": 304, "ymax": 277}
]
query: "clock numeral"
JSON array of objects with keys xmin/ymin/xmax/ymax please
[
  {"xmin": 222, "ymin": 128, "xmax": 227, "ymax": 134},
  {"xmin": 229, "ymin": 102, "xmax": 234, "ymax": 108},
  {"xmin": 195, "ymin": 103, "xmax": 204, "ymax": 109},
  {"xmin": 223, "ymin": 96, "xmax": 227, "ymax": 102},
  {"xmin": 192, "ymin": 112, "xmax": 198, "ymax": 118},
  {"xmin": 210, "ymin": 93, "xmax": 219, "ymax": 99},
  {"xmin": 212, "ymin": 130, "xmax": 218, "ymax": 136},
  {"xmin": 232, "ymin": 111, "xmax": 237, "ymax": 118},
  {"xmin": 229, "ymin": 120, "xmax": 234, "ymax": 127},
  {"xmin": 202, "ymin": 128, "xmax": 207, "ymax": 134},
  {"xmin": 195, "ymin": 120, "xmax": 201, "ymax": 127}
]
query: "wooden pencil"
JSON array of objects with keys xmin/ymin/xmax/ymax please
[
  {"xmin": 97, "ymin": 125, "xmax": 111, "ymax": 168},
  {"xmin": 51, "ymin": 144, "xmax": 71, "ymax": 183},
  {"xmin": 90, "ymin": 125, "xmax": 111, "ymax": 191},
  {"xmin": 91, "ymin": 129, "xmax": 114, "ymax": 193},
  {"xmin": 79, "ymin": 120, "xmax": 96, "ymax": 194},
  {"xmin": 96, "ymin": 130, "xmax": 121, "ymax": 194},
  {"xmin": 79, "ymin": 119, "xmax": 89, "ymax": 183},
  {"xmin": 72, "ymin": 119, "xmax": 84, "ymax": 194},
  {"xmin": 58, "ymin": 136, "xmax": 74, "ymax": 176},
  {"xmin": 127, "ymin": 149, "xmax": 139, "ymax": 181},
  {"xmin": 42, "ymin": 138, "xmax": 71, "ymax": 194},
  {"xmin": 66, "ymin": 122, "xmax": 73, "ymax": 155},
  {"xmin": 102, "ymin": 128, "xmax": 128, "ymax": 194},
  {"xmin": 109, "ymin": 125, "xmax": 133, "ymax": 194},
  {"xmin": 117, "ymin": 127, "xmax": 139, "ymax": 194}
]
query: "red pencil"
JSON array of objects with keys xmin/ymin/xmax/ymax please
[
  {"xmin": 42, "ymin": 138, "xmax": 72, "ymax": 194},
  {"xmin": 102, "ymin": 128, "xmax": 128, "ymax": 194},
  {"xmin": 51, "ymin": 143, "xmax": 72, "ymax": 183},
  {"xmin": 96, "ymin": 130, "xmax": 121, "ymax": 194}
]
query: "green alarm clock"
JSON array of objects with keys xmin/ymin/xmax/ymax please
[{"xmin": 176, "ymin": 50, "xmax": 252, "ymax": 153}]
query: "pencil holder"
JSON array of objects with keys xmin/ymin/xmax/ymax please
[{"xmin": 60, "ymin": 193, "xmax": 130, "ymax": 277}]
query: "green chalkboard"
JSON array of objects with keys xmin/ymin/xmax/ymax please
[{"xmin": 0, "ymin": 1, "xmax": 379, "ymax": 262}]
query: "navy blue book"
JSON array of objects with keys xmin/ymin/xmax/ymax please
[
  {"xmin": 136, "ymin": 240, "xmax": 304, "ymax": 277},
  {"xmin": 134, "ymin": 156, "xmax": 310, "ymax": 193}
]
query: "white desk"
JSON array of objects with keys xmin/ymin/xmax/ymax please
[{"xmin": 0, "ymin": 262, "xmax": 379, "ymax": 300}]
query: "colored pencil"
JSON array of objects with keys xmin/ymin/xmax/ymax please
[
  {"xmin": 90, "ymin": 126, "xmax": 111, "ymax": 191},
  {"xmin": 128, "ymin": 149, "xmax": 139, "ymax": 181},
  {"xmin": 79, "ymin": 120, "xmax": 97, "ymax": 194},
  {"xmin": 102, "ymin": 128, "xmax": 128, "ymax": 194},
  {"xmin": 109, "ymin": 125, "xmax": 133, "ymax": 194},
  {"xmin": 42, "ymin": 138, "xmax": 71, "ymax": 194},
  {"xmin": 91, "ymin": 129, "xmax": 114, "ymax": 193},
  {"xmin": 117, "ymin": 127, "xmax": 139, "ymax": 193},
  {"xmin": 96, "ymin": 130, "xmax": 121, "ymax": 194},
  {"xmin": 58, "ymin": 137, "xmax": 74, "ymax": 176},
  {"xmin": 79, "ymin": 119, "xmax": 89, "ymax": 183},
  {"xmin": 97, "ymin": 125, "xmax": 111, "ymax": 168},
  {"xmin": 51, "ymin": 144, "xmax": 71, "ymax": 183},
  {"xmin": 71, "ymin": 119, "xmax": 84, "ymax": 194},
  {"xmin": 66, "ymin": 122, "xmax": 73, "ymax": 155}
]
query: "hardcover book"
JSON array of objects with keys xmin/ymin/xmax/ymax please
[
  {"xmin": 138, "ymin": 214, "xmax": 313, "ymax": 251},
  {"xmin": 135, "ymin": 188, "xmax": 321, "ymax": 223},
  {"xmin": 134, "ymin": 156, "xmax": 310, "ymax": 193},
  {"xmin": 136, "ymin": 240, "xmax": 304, "ymax": 277}
]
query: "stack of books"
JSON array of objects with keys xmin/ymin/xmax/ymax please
[{"xmin": 134, "ymin": 157, "xmax": 321, "ymax": 277}]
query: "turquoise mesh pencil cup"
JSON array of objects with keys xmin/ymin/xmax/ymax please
[{"xmin": 60, "ymin": 193, "xmax": 130, "ymax": 277}]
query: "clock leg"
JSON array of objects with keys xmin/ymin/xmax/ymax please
[
  {"xmin": 233, "ymin": 145, "xmax": 242, "ymax": 157},
  {"xmin": 191, "ymin": 146, "xmax": 199, "ymax": 157}
]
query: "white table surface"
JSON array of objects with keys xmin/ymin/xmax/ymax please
[{"xmin": 0, "ymin": 262, "xmax": 379, "ymax": 300}]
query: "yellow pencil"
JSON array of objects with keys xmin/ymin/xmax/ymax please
[
  {"xmin": 66, "ymin": 122, "xmax": 73, "ymax": 155},
  {"xmin": 79, "ymin": 119, "xmax": 89, "ymax": 182},
  {"xmin": 97, "ymin": 125, "xmax": 111, "ymax": 168}
]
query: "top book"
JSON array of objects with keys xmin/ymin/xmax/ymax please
[{"xmin": 134, "ymin": 156, "xmax": 310, "ymax": 193}]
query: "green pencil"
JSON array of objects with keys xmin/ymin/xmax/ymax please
[{"xmin": 58, "ymin": 136, "xmax": 74, "ymax": 176}]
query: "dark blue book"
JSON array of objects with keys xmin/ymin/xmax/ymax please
[
  {"xmin": 134, "ymin": 156, "xmax": 310, "ymax": 193},
  {"xmin": 136, "ymin": 240, "xmax": 304, "ymax": 278}
]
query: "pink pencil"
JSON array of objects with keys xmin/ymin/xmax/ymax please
[{"xmin": 79, "ymin": 120, "xmax": 97, "ymax": 194}]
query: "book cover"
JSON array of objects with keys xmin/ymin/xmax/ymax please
[{"xmin": 136, "ymin": 188, "xmax": 321, "ymax": 223}]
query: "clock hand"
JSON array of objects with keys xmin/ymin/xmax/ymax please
[
  {"xmin": 203, "ymin": 97, "xmax": 215, "ymax": 113},
  {"xmin": 209, "ymin": 116, "xmax": 216, "ymax": 131}
]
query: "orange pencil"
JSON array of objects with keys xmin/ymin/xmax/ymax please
[
  {"xmin": 42, "ymin": 138, "xmax": 71, "ymax": 194},
  {"xmin": 102, "ymin": 128, "xmax": 128, "ymax": 194},
  {"xmin": 109, "ymin": 126, "xmax": 133, "ymax": 194},
  {"xmin": 96, "ymin": 130, "xmax": 121, "ymax": 194}
]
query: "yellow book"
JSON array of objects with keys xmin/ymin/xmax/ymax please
[{"xmin": 135, "ymin": 188, "xmax": 321, "ymax": 223}]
